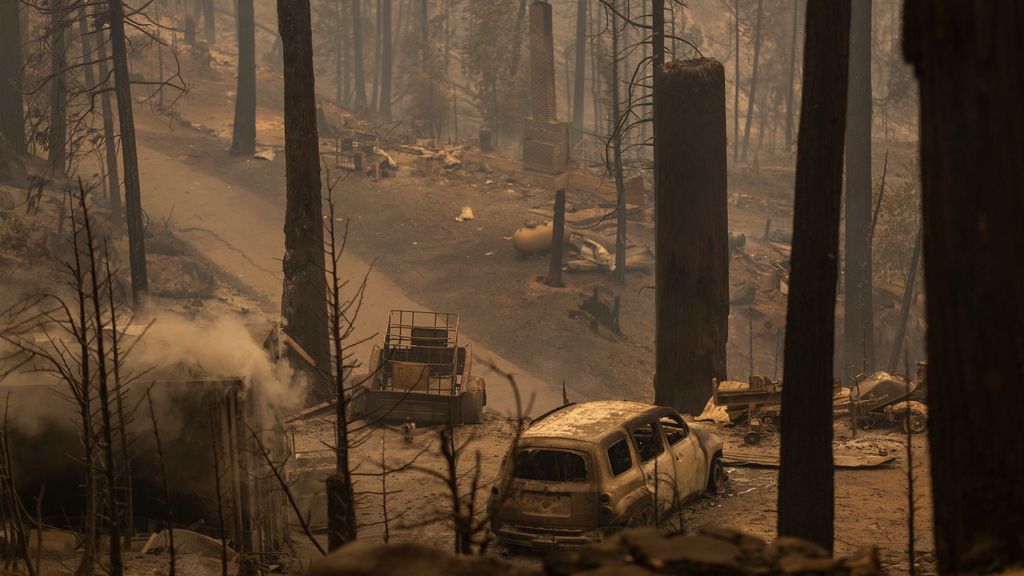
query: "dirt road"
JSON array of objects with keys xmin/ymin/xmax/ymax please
[{"xmin": 133, "ymin": 111, "xmax": 562, "ymax": 416}]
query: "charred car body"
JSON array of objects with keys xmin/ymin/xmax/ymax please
[{"xmin": 489, "ymin": 401, "xmax": 724, "ymax": 551}]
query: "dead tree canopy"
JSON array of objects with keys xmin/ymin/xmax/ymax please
[
  {"xmin": 903, "ymin": 0, "xmax": 1024, "ymax": 572},
  {"xmin": 654, "ymin": 58, "xmax": 729, "ymax": 416},
  {"xmin": 777, "ymin": 0, "xmax": 851, "ymax": 554}
]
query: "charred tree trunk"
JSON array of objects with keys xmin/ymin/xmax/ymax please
[
  {"xmin": 230, "ymin": 0, "xmax": 257, "ymax": 155},
  {"xmin": 903, "ymin": 1, "xmax": 1024, "ymax": 571},
  {"xmin": 784, "ymin": 0, "xmax": 798, "ymax": 150},
  {"xmin": 203, "ymin": 0, "xmax": 216, "ymax": 44},
  {"xmin": 0, "ymin": 0, "xmax": 25, "ymax": 152},
  {"xmin": 654, "ymin": 58, "xmax": 728, "ymax": 415},
  {"xmin": 776, "ymin": 0, "xmax": 850, "ymax": 553},
  {"xmin": 571, "ymin": 0, "xmax": 586, "ymax": 146},
  {"xmin": 94, "ymin": 18, "xmax": 123, "ymax": 230},
  {"xmin": 544, "ymin": 189, "xmax": 565, "ymax": 287},
  {"xmin": 379, "ymin": 0, "xmax": 392, "ymax": 120},
  {"xmin": 610, "ymin": 0, "xmax": 626, "ymax": 283},
  {"xmin": 508, "ymin": 0, "xmax": 528, "ymax": 78},
  {"xmin": 109, "ymin": 0, "xmax": 149, "ymax": 308},
  {"xmin": 351, "ymin": 0, "xmax": 367, "ymax": 109},
  {"xmin": 732, "ymin": 0, "xmax": 739, "ymax": 162},
  {"xmin": 740, "ymin": 0, "xmax": 763, "ymax": 161},
  {"xmin": 49, "ymin": 0, "xmax": 67, "ymax": 173},
  {"xmin": 278, "ymin": 0, "xmax": 332, "ymax": 401},
  {"xmin": 843, "ymin": 0, "xmax": 874, "ymax": 380}
]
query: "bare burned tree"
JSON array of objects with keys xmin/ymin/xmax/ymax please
[
  {"xmin": 903, "ymin": 1, "xmax": 1024, "ymax": 572},
  {"xmin": 777, "ymin": 0, "xmax": 850, "ymax": 553}
]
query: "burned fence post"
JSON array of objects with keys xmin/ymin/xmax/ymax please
[
  {"xmin": 543, "ymin": 189, "xmax": 566, "ymax": 287},
  {"xmin": 654, "ymin": 59, "xmax": 729, "ymax": 415}
]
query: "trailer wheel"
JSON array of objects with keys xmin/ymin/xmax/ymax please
[{"xmin": 903, "ymin": 411, "xmax": 927, "ymax": 434}]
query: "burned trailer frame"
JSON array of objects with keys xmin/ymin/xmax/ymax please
[{"xmin": 348, "ymin": 310, "xmax": 486, "ymax": 426}]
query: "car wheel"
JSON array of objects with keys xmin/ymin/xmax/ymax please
[
  {"xmin": 707, "ymin": 455, "xmax": 726, "ymax": 495},
  {"xmin": 903, "ymin": 411, "xmax": 927, "ymax": 434}
]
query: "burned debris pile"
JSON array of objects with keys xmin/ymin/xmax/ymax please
[{"xmin": 306, "ymin": 526, "xmax": 882, "ymax": 576}]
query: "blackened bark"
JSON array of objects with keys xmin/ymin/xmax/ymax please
[
  {"xmin": 654, "ymin": 58, "xmax": 728, "ymax": 415},
  {"xmin": 740, "ymin": 0, "xmax": 763, "ymax": 161},
  {"xmin": 903, "ymin": 1, "xmax": 1024, "ymax": 571},
  {"xmin": 351, "ymin": 0, "xmax": 367, "ymax": 109},
  {"xmin": 843, "ymin": 0, "xmax": 873, "ymax": 380},
  {"xmin": 109, "ymin": 0, "xmax": 149, "ymax": 308},
  {"xmin": 278, "ymin": 0, "xmax": 332, "ymax": 401},
  {"xmin": 49, "ymin": 0, "xmax": 67, "ymax": 173},
  {"xmin": 610, "ymin": 0, "xmax": 626, "ymax": 283},
  {"xmin": 777, "ymin": 0, "xmax": 850, "ymax": 553},
  {"xmin": 0, "ymin": 0, "xmax": 25, "ymax": 152},
  {"xmin": 379, "ymin": 0, "xmax": 392, "ymax": 120},
  {"xmin": 230, "ymin": 0, "xmax": 257, "ymax": 155}
]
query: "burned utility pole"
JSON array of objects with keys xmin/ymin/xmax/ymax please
[
  {"xmin": 278, "ymin": 0, "xmax": 332, "ymax": 400},
  {"xmin": 777, "ymin": 0, "xmax": 851, "ymax": 553},
  {"xmin": 653, "ymin": 58, "xmax": 729, "ymax": 416}
]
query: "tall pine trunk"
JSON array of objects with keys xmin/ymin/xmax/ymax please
[
  {"xmin": 740, "ymin": 0, "xmax": 763, "ymax": 161},
  {"xmin": 379, "ymin": 0, "xmax": 392, "ymax": 120},
  {"xmin": 203, "ymin": 0, "xmax": 216, "ymax": 44},
  {"xmin": 231, "ymin": 0, "xmax": 257, "ymax": 155},
  {"xmin": 732, "ymin": 0, "xmax": 739, "ymax": 162},
  {"xmin": 93, "ymin": 16, "xmax": 123, "ymax": 230},
  {"xmin": 278, "ymin": 0, "xmax": 332, "ymax": 401},
  {"xmin": 109, "ymin": 0, "xmax": 149, "ymax": 308},
  {"xmin": 843, "ymin": 0, "xmax": 874, "ymax": 380},
  {"xmin": 571, "ymin": 0, "xmax": 586, "ymax": 146},
  {"xmin": 654, "ymin": 58, "xmax": 728, "ymax": 415},
  {"xmin": 903, "ymin": 1, "xmax": 1024, "ymax": 571},
  {"xmin": 784, "ymin": 0, "xmax": 798, "ymax": 151},
  {"xmin": 609, "ymin": 0, "xmax": 626, "ymax": 282},
  {"xmin": 776, "ymin": 0, "xmax": 850, "ymax": 554},
  {"xmin": 49, "ymin": 0, "xmax": 67, "ymax": 173},
  {"xmin": 351, "ymin": 0, "xmax": 367, "ymax": 109},
  {"xmin": 0, "ymin": 0, "xmax": 25, "ymax": 152}
]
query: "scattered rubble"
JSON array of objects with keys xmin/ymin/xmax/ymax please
[{"xmin": 306, "ymin": 527, "xmax": 881, "ymax": 576}]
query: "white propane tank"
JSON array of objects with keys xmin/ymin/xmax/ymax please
[{"xmin": 512, "ymin": 221, "xmax": 554, "ymax": 255}]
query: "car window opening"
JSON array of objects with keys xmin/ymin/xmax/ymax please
[
  {"xmin": 514, "ymin": 449, "xmax": 589, "ymax": 483},
  {"xmin": 607, "ymin": 438, "xmax": 633, "ymax": 476},
  {"xmin": 632, "ymin": 423, "xmax": 665, "ymax": 462},
  {"xmin": 659, "ymin": 416, "xmax": 688, "ymax": 445}
]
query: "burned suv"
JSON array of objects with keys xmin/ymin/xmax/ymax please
[{"xmin": 489, "ymin": 401, "xmax": 725, "ymax": 551}]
